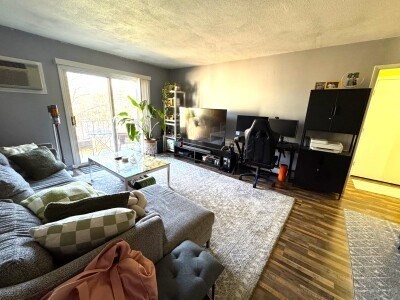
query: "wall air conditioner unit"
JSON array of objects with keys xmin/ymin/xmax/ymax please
[{"xmin": 0, "ymin": 55, "xmax": 47, "ymax": 94}]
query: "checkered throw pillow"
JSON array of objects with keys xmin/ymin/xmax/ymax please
[
  {"xmin": 20, "ymin": 181, "xmax": 101, "ymax": 221},
  {"xmin": 30, "ymin": 208, "xmax": 136, "ymax": 257}
]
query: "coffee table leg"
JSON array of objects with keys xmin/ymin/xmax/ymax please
[
  {"xmin": 167, "ymin": 165, "xmax": 170, "ymax": 188},
  {"xmin": 89, "ymin": 160, "xmax": 93, "ymax": 182}
]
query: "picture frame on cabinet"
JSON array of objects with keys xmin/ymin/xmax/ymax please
[
  {"xmin": 314, "ymin": 82, "xmax": 326, "ymax": 90},
  {"xmin": 325, "ymin": 81, "xmax": 340, "ymax": 89}
]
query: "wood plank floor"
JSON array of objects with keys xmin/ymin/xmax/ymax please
[
  {"xmin": 171, "ymin": 156, "xmax": 400, "ymax": 300},
  {"xmin": 251, "ymin": 176, "xmax": 400, "ymax": 300}
]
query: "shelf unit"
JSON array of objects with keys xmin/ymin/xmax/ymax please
[
  {"xmin": 163, "ymin": 90, "xmax": 185, "ymax": 152},
  {"xmin": 293, "ymin": 88, "xmax": 371, "ymax": 198},
  {"xmin": 174, "ymin": 142, "xmax": 237, "ymax": 173}
]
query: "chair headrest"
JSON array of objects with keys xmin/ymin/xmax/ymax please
[{"xmin": 248, "ymin": 118, "xmax": 271, "ymax": 134}]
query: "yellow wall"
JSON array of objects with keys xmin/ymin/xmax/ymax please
[{"xmin": 351, "ymin": 68, "xmax": 400, "ymax": 185}]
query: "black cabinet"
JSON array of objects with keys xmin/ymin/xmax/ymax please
[
  {"xmin": 305, "ymin": 89, "xmax": 369, "ymax": 134},
  {"xmin": 294, "ymin": 88, "xmax": 371, "ymax": 198},
  {"xmin": 295, "ymin": 149, "xmax": 351, "ymax": 194}
]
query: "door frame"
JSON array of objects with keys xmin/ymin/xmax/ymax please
[
  {"xmin": 56, "ymin": 59, "xmax": 148, "ymax": 167},
  {"xmin": 347, "ymin": 63, "xmax": 400, "ymax": 183}
]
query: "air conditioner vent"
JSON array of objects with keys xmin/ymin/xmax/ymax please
[
  {"xmin": 0, "ymin": 68, "xmax": 29, "ymax": 87},
  {"xmin": 0, "ymin": 55, "xmax": 47, "ymax": 93},
  {"xmin": 0, "ymin": 60, "xmax": 27, "ymax": 69}
]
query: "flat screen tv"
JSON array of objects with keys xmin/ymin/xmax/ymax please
[{"xmin": 180, "ymin": 107, "xmax": 227, "ymax": 148}]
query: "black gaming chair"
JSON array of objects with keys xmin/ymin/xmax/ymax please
[{"xmin": 239, "ymin": 118, "xmax": 280, "ymax": 188}]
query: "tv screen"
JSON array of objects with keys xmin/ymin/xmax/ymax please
[{"xmin": 180, "ymin": 107, "xmax": 227, "ymax": 147}]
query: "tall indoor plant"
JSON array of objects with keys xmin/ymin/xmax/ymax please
[{"xmin": 114, "ymin": 96, "xmax": 165, "ymax": 156}]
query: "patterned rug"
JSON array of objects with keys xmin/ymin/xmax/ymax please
[
  {"xmin": 76, "ymin": 157, "xmax": 294, "ymax": 299},
  {"xmin": 344, "ymin": 210, "xmax": 400, "ymax": 300}
]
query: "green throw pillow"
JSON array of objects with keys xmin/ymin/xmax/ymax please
[
  {"xmin": 20, "ymin": 181, "xmax": 101, "ymax": 220},
  {"xmin": 30, "ymin": 208, "xmax": 136, "ymax": 257},
  {"xmin": 0, "ymin": 143, "xmax": 38, "ymax": 157},
  {"xmin": 9, "ymin": 147, "xmax": 66, "ymax": 180},
  {"xmin": 44, "ymin": 192, "xmax": 130, "ymax": 222}
]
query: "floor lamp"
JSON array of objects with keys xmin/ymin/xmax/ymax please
[{"xmin": 47, "ymin": 105, "xmax": 65, "ymax": 163}]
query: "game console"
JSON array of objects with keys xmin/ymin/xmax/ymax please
[{"xmin": 310, "ymin": 138, "xmax": 344, "ymax": 153}]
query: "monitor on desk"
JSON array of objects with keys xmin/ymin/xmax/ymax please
[
  {"xmin": 235, "ymin": 115, "xmax": 298, "ymax": 141},
  {"xmin": 235, "ymin": 115, "xmax": 269, "ymax": 135},
  {"xmin": 268, "ymin": 118, "xmax": 299, "ymax": 141}
]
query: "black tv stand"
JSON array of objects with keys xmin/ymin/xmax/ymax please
[{"xmin": 174, "ymin": 141, "xmax": 237, "ymax": 173}]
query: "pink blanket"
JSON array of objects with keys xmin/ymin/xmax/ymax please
[{"xmin": 42, "ymin": 240, "xmax": 157, "ymax": 300}]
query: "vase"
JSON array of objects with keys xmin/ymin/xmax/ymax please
[{"xmin": 143, "ymin": 139, "xmax": 157, "ymax": 156}]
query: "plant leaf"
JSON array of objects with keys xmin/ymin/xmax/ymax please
[
  {"xmin": 126, "ymin": 123, "xmax": 140, "ymax": 141},
  {"xmin": 127, "ymin": 96, "xmax": 140, "ymax": 109}
]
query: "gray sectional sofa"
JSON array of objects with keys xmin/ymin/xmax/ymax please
[{"xmin": 0, "ymin": 145, "xmax": 214, "ymax": 300}]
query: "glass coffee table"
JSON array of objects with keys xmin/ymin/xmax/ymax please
[{"xmin": 88, "ymin": 153, "xmax": 170, "ymax": 190}]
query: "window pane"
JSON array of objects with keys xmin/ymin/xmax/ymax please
[
  {"xmin": 66, "ymin": 71, "xmax": 114, "ymax": 163},
  {"xmin": 111, "ymin": 78, "xmax": 140, "ymax": 151}
]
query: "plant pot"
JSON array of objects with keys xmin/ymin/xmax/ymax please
[{"xmin": 143, "ymin": 139, "xmax": 157, "ymax": 156}]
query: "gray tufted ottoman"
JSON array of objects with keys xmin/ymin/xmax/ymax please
[{"xmin": 156, "ymin": 240, "xmax": 224, "ymax": 300}]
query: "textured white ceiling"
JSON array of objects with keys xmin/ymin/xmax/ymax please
[{"xmin": 0, "ymin": 0, "xmax": 400, "ymax": 69}]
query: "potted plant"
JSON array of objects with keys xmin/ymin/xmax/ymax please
[
  {"xmin": 161, "ymin": 82, "xmax": 181, "ymax": 105},
  {"xmin": 162, "ymin": 82, "xmax": 173, "ymax": 104},
  {"xmin": 114, "ymin": 96, "xmax": 165, "ymax": 156}
]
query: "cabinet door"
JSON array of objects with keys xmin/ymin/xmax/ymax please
[
  {"xmin": 330, "ymin": 89, "xmax": 370, "ymax": 134},
  {"xmin": 317, "ymin": 153, "xmax": 351, "ymax": 194},
  {"xmin": 305, "ymin": 90, "xmax": 337, "ymax": 131},
  {"xmin": 294, "ymin": 149, "xmax": 351, "ymax": 194},
  {"xmin": 293, "ymin": 149, "xmax": 320, "ymax": 190}
]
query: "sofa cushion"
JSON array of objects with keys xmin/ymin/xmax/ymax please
[
  {"xmin": 0, "ymin": 152, "xmax": 9, "ymax": 166},
  {"xmin": 0, "ymin": 200, "xmax": 56, "ymax": 288},
  {"xmin": 20, "ymin": 181, "xmax": 102, "ymax": 221},
  {"xmin": 9, "ymin": 147, "xmax": 66, "ymax": 180},
  {"xmin": 0, "ymin": 143, "xmax": 38, "ymax": 157},
  {"xmin": 0, "ymin": 165, "xmax": 34, "ymax": 203},
  {"xmin": 44, "ymin": 192, "xmax": 130, "ymax": 222},
  {"xmin": 30, "ymin": 208, "xmax": 136, "ymax": 258},
  {"xmin": 28, "ymin": 169, "xmax": 76, "ymax": 192},
  {"xmin": 142, "ymin": 184, "xmax": 215, "ymax": 254}
]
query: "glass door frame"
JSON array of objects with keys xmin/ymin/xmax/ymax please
[{"xmin": 56, "ymin": 59, "xmax": 148, "ymax": 167}]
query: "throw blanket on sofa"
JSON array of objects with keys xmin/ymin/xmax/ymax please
[{"xmin": 42, "ymin": 240, "xmax": 157, "ymax": 300}]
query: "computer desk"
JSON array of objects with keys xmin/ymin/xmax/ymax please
[{"xmin": 233, "ymin": 135, "xmax": 299, "ymax": 181}]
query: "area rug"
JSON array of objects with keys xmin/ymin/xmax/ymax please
[
  {"xmin": 77, "ymin": 165, "xmax": 103, "ymax": 174},
  {"xmin": 76, "ymin": 157, "xmax": 295, "ymax": 299},
  {"xmin": 352, "ymin": 178, "xmax": 400, "ymax": 199},
  {"xmin": 344, "ymin": 210, "xmax": 400, "ymax": 300}
]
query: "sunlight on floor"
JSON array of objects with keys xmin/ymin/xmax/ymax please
[{"xmin": 352, "ymin": 178, "xmax": 400, "ymax": 199}]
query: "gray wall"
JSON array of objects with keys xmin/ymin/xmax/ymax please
[
  {"xmin": 170, "ymin": 37, "xmax": 400, "ymax": 167},
  {"xmin": 170, "ymin": 37, "xmax": 400, "ymax": 140},
  {"xmin": 0, "ymin": 26, "xmax": 168, "ymax": 165}
]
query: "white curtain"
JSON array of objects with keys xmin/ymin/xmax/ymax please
[
  {"xmin": 140, "ymin": 78, "xmax": 150, "ymax": 101},
  {"xmin": 139, "ymin": 79, "xmax": 152, "ymax": 146}
]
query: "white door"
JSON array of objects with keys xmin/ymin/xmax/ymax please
[
  {"xmin": 351, "ymin": 68, "xmax": 400, "ymax": 184},
  {"xmin": 59, "ymin": 68, "xmax": 140, "ymax": 166}
]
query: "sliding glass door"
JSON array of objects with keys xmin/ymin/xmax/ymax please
[{"xmin": 59, "ymin": 68, "xmax": 140, "ymax": 166}]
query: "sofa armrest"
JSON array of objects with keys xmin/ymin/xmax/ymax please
[
  {"xmin": 37, "ymin": 143, "xmax": 53, "ymax": 149},
  {"xmin": 0, "ymin": 213, "xmax": 165, "ymax": 300}
]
